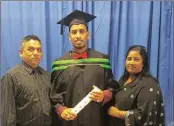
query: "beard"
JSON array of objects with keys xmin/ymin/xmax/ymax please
[
  {"xmin": 73, "ymin": 41, "xmax": 86, "ymax": 49},
  {"xmin": 74, "ymin": 45, "xmax": 85, "ymax": 49}
]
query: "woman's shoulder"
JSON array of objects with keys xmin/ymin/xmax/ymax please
[{"xmin": 141, "ymin": 76, "xmax": 160, "ymax": 89}]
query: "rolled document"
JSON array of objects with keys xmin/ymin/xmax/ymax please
[{"xmin": 71, "ymin": 86, "xmax": 100, "ymax": 114}]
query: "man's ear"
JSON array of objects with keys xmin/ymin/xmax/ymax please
[
  {"xmin": 68, "ymin": 34, "xmax": 71, "ymax": 41},
  {"xmin": 87, "ymin": 32, "xmax": 90, "ymax": 40},
  {"xmin": 19, "ymin": 49, "xmax": 23, "ymax": 58}
]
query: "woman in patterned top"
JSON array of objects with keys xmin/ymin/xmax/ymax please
[{"xmin": 108, "ymin": 45, "xmax": 165, "ymax": 126}]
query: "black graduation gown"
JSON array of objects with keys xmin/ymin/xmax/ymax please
[
  {"xmin": 51, "ymin": 48, "xmax": 116, "ymax": 126},
  {"xmin": 110, "ymin": 76, "xmax": 165, "ymax": 126}
]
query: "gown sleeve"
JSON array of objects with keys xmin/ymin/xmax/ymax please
[
  {"xmin": 50, "ymin": 70, "xmax": 66, "ymax": 106},
  {"xmin": 103, "ymin": 55, "xmax": 119, "ymax": 103},
  {"xmin": 1, "ymin": 73, "xmax": 17, "ymax": 126},
  {"xmin": 104, "ymin": 55, "xmax": 119, "ymax": 91},
  {"xmin": 101, "ymin": 55, "xmax": 119, "ymax": 112},
  {"xmin": 125, "ymin": 82, "xmax": 165, "ymax": 126}
]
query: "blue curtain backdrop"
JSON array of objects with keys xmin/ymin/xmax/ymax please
[{"xmin": 1, "ymin": 1, "xmax": 173, "ymax": 126}]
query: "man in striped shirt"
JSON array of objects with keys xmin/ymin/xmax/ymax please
[{"xmin": 1, "ymin": 35, "xmax": 52, "ymax": 126}]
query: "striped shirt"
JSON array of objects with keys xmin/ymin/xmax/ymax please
[{"xmin": 1, "ymin": 62, "xmax": 52, "ymax": 126}]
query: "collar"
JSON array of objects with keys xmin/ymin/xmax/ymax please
[
  {"xmin": 70, "ymin": 49, "xmax": 88, "ymax": 59},
  {"xmin": 21, "ymin": 61, "xmax": 42, "ymax": 75},
  {"xmin": 73, "ymin": 51, "xmax": 87, "ymax": 59}
]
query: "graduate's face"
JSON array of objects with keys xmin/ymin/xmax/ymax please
[
  {"xmin": 19, "ymin": 39, "xmax": 42, "ymax": 68},
  {"xmin": 125, "ymin": 51, "xmax": 143, "ymax": 75},
  {"xmin": 69, "ymin": 24, "xmax": 89, "ymax": 50}
]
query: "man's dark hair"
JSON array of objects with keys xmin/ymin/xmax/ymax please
[
  {"xmin": 69, "ymin": 19, "xmax": 88, "ymax": 32},
  {"xmin": 20, "ymin": 35, "xmax": 41, "ymax": 50}
]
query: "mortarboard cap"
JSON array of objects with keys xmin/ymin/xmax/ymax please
[{"xmin": 57, "ymin": 10, "xmax": 96, "ymax": 34}]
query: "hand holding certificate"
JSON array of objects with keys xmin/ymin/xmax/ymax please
[{"xmin": 71, "ymin": 85, "xmax": 101, "ymax": 115}]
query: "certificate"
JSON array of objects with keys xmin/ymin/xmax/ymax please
[{"xmin": 71, "ymin": 86, "xmax": 100, "ymax": 114}]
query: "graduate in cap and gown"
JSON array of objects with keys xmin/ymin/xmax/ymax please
[{"xmin": 50, "ymin": 10, "xmax": 118, "ymax": 126}]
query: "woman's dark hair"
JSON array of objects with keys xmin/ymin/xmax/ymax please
[{"xmin": 119, "ymin": 45, "xmax": 151, "ymax": 86}]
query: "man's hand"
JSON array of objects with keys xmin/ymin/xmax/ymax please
[
  {"xmin": 61, "ymin": 108, "xmax": 77, "ymax": 121},
  {"xmin": 89, "ymin": 85, "xmax": 104, "ymax": 103}
]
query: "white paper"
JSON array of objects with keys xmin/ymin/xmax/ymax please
[{"xmin": 71, "ymin": 86, "xmax": 100, "ymax": 114}]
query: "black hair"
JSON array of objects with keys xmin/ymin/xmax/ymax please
[
  {"xmin": 20, "ymin": 35, "xmax": 41, "ymax": 49},
  {"xmin": 68, "ymin": 19, "xmax": 88, "ymax": 32}
]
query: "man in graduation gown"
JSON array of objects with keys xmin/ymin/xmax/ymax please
[{"xmin": 50, "ymin": 10, "xmax": 118, "ymax": 126}]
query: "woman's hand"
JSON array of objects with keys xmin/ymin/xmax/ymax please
[
  {"xmin": 108, "ymin": 106, "xmax": 119, "ymax": 117},
  {"xmin": 108, "ymin": 106, "xmax": 127, "ymax": 119}
]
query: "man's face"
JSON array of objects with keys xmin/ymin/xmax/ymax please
[
  {"xmin": 19, "ymin": 39, "xmax": 42, "ymax": 68},
  {"xmin": 68, "ymin": 24, "xmax": 89, "ymax": 50}
]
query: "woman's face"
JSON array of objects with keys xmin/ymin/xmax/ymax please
[{"xmin": 125, "ymin": 50, "xmax": 144, "ymax": 75}]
